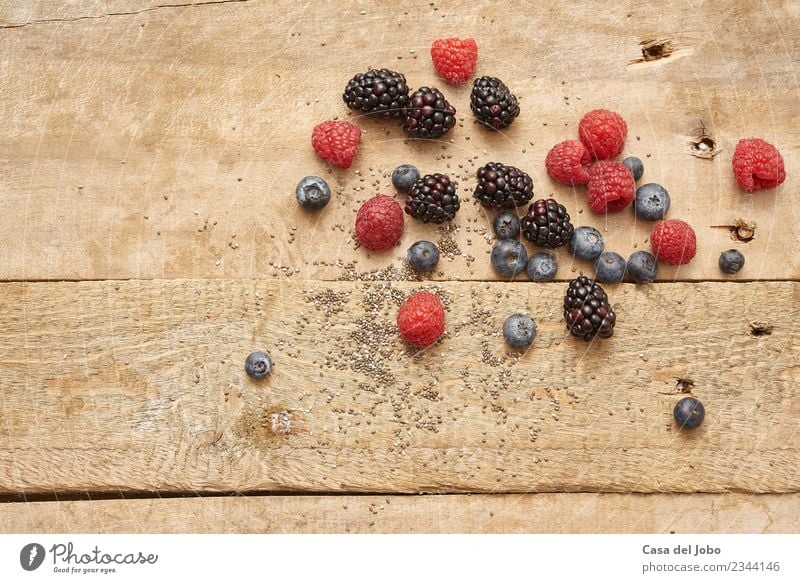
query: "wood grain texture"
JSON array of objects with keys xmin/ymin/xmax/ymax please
[
  {"xmin": 0, "ymin": 279, "xmax": 797, "ymax": 495},
  {"xmin": 0, "ymin": 1, "xmax": 240, "ymax": 28},
  {"xmin": 2, "ymin": 493, "xmax": 798, "ymax": 533},
  {"xmin": 0, "ymin": 0, "xmax": 798, "ymax": 281}
]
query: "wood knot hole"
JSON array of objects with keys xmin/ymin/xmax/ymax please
[{"xmin": 640, "ymin": 39, "xmax": 674, "ymax": 61}]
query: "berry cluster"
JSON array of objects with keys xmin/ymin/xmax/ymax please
[
  {"xmin": 540, "ymin": 110, "xmax": 700, "ymax": 286},
  {"xmin": 288, "ymin": 33, "xmax": 788, "ymax": 379}
]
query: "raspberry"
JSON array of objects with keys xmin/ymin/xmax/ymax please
[
  {"xmin": 397, "ymin": 292, "xmax": 445, "ymax": 348},
  {"xmin": 578, "ymin": 109, "xmax": 627, "ymax": 159},
  {"xmin": 430, "ymin": 37, "xmax": 478, "ymax": 85},
  {"xmin": 650, "ymin": 219, "xmax": 697, "ymax": 265},
  {"xmin": 355, "ymin": 195, "xmax": 404, "ymax": 252},
  {"xmin": 311, "ymin": 120, "xmax": 362, "ymax": 169},
  {"xmin": 586, "ymin": 160, "xmax": 635, "ymax": 213},
  {"xmin": 732, "ymin": 138, "xmax": 786, "ymax": 192},
  {"xmin": 545, "ymin": 140, "xmax": 592, "ymax": 185}
]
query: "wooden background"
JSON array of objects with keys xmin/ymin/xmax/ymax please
[{"xmin": 0, "ymin": 0, "xmax": 798, "ymax": 533}]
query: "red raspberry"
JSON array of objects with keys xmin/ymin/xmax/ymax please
[
  {"xmin": 311, "ymin": 120, "xmax": 362, "ymax": 169},
  {"xmin": 650, "ymin": 219, "xmax": 697, "ymax": 265},
  {"xmin": 732, "ymin": 138, "xmax": 786, "ymax": 192},
  {"xmin": 578, "ymin": 109, "xmax": 627, "ymax": 159},
  {"xmin": 430, "ymin": 37, "xmax": 478, "ymax": 85},
  {"xmin": 397, "ymin": 292, "xmax": 445, "ymax": 348},
  {"xmin": 545, "ymin": 140, "xmax": 592, "ymax": 185},
  {"xmin": 586, "ymin": 160, "xmax": 635, "ymax": 213},
  {"xmin": 355, "ymin": 195, "xmax": 404, "ymax": 252}
]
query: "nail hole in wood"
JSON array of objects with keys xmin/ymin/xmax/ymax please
[
  {"xmin": 689, "ymin": 120, "xmax": 720, "ymax": 159},
  {"xmin": 750, "ymin": 322, "xmax": 773, "ymax": 336},
  {"xmin": 642, "ymin": 39, "xmax": 672, "ymax": 60},
  {"xmin": 732, "ymin": 219, "xmax": 756, "ymax": 242}
]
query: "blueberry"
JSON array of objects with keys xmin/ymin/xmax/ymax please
[
  {"xmin": 569, "ymin": 226, "xmax": 604, "ymax": 261},
  {"xmin": 623, "ymin": 156, "xmax": 644, "ymax": 181},
  {"xmin": 527, "ymin": 252, "xmax": 558, "ymax": 282},
  {"xmin": 493, "ymin": 210, "xmax": 521, "ymax": 240},
  {"xmin": 295, "ymin": 176, "xmax": 331, "ymax": 210},
  {"xmin": 626, "ymin": 250, "xmax": 658, "ymax": 283},
  {"xmin": 503, "ymin": 313, "xmax": 537, "ymax": 350},
  {"xmin": 719, "ymin": 249, "xmax": 745, "ymax": 274},
  {"xmin": 594, "ymin": 252, "xmax": 626, "ymax": 283},
  {"xmin": 491, "ymin": 239, "xmax": 528, "ymax": 278},
  {"xmin": 245, "ymin": 351, "xmax": 272, "ymax": 379},
  {"xmin": 391, "ymin": 164, "xmax": 420, "ymax": 193},
  {"xmin": 634, "ymin": 183, "xmax": 670, "ymax": 221},
  {"xmin": 673, "ymin": 396, "xmax": 705, "ymax": 430},
  {"xmin": 406, "ymin": 240, "xmax": 440, "ymax": 273}
]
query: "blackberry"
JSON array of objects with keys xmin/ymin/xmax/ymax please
[
  {"xmin": 403, "ymin": 86, "xmax": 456, "ymax": 139},
  {"xmin": 521, "ymin": 199, "xmax": 574, "ymax": 249},
  {"xmin": 563, "ymin": 276, "xmax": 616, "ymax": 340},
  {"xmin": 405, "ymin": 173, "xmax": 460, "ymax": 223},
  {"xmin": 473, "ymin": 162, "xmax": 533, "ymax": 209},
  {"xmin": 342, "ymin": 69, "xmax": 410, "ymax": 118},
  {"xmin": 470, "ymin": 76, "xmax": 520, "ymax": 130}
]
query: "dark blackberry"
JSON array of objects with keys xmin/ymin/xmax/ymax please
[
  {"xmin": 342, "ymin": 69, "xmax": 410, "ymax": 118},
  {"xmin": 563, "ymin": 276, "xmax": 616, "ymax": 340},
  {"xmin": 470, "ymin": 76, "xmax": 520, "ymax": 130},
  {"xmin": 473, "ymin": 162, "xmax": 533, "ymax": 209},
  {"xmin": 402, "ymin": 87, "xmax": 456, "ymax": 139},
  {"xmin": 405, "ymin": 173, "xmax": 460, "ymax": 223},
  {"xmin": 521, "ymin": 198, "xmax": 574, "ymax": 249}
]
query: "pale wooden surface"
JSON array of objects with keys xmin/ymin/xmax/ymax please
[
  {"xmin": 0, "ymin": 0, "xmax": 798, "ymax": 533},
  {"xmin": 0, "ymin": 280, "xmax": 797, "ymax": 494},
  {"xmin": 3, "ymin": 494, "xmax": 798, "ymax": 533},
  {"xmin": 0, "ymin": 0, "xmax": 797, "ymax": 281}
]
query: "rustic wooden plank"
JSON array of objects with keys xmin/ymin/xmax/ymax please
[
  {"xmin": 0, "ymin": 1, "xmax": 221, "ymax": 27},
  {"xmin": 2, "ymin": 493, "xmax": 798, "ymax": 533},
  {"xmin": 0, "ymin": 279, "xmax": 797, "ymax": 494},
  {"xmin": 0, "ymin": 0, "xmax": 797, "ymax": 281}
]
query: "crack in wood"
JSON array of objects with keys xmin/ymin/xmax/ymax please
[{"xmin": 0, "ymin": 0, "xmax": 251, "ymax": 29}]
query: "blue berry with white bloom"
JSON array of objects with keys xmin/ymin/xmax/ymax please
[
  {"xmin": 634, "ymin": 183, "xmax": 670, "ymax": 221},
  {"xmin": 719, "ymin": 249, "xmax": 745, "ymax": 274},
  {"xmin": 406, "ymin": 240, "xmax": 440, "ymax": 273},
  {"xmin": 623, "ymin": 156, "xmax": 644, "ymax": 181},
  {"xmin": 493, "ymin": 211, "xmax": 520, "ymax": 240},
  {"xmin": 569, "ymin": 226, "xmax": 604, "ymax": 261},
  {"xmin": 527, "ymin": 252, "xmax": 558, "ymax": 282},
  {"xmin": 296, "ymin": 176, "xmax": 331, "ymax": 210},
  {"xmin": 627, "ymin": 250, "xmax": 658, "ymax": 283},
  {"xmin": 392, "ymin": 164, "xmax": 420, "ymax": 194},
  {"xmin": 503, "ymin": 314, "xmax": 537, "ymax": 350},
  {"xmin": 491, "ymin": 239, "xmax": 528, "ymax": 278},
  {"xmin": 594, "ymin": 252, "xmax": 626, "ymax": 283}
]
